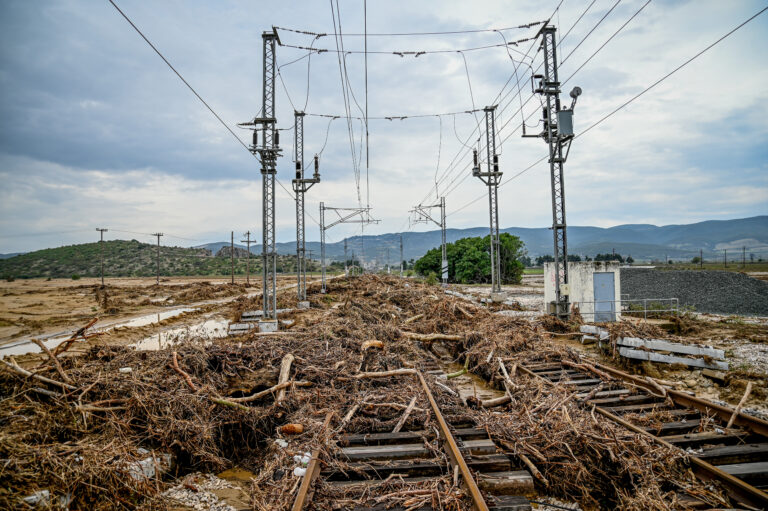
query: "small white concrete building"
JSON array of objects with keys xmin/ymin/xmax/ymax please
[{"xmin": 544, "ymin": 261, "xmax": 621, "ymax": 321}]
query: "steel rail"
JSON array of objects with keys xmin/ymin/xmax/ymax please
[
  {"xmin": 416, "ymin": 370, "xmax": 490, "ymax": 511},
  {"xmin": 591, "ymin": 361, "xmax": 768, "ymax": 437},
  {"xmin": 518, "ymin": 362, "xmax": 768, "ymax": 509}
]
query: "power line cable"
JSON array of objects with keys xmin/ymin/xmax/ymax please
[
  {"xmin": 559, "ymin": 0, "xmax": 621, "ymax": 66},
  {"xmin": 106, "ymin": 0, "xmax": 250, "ymax": 155},
  {"xmin": 562, "ymin": 0, "xmax": 652, "ymax": 85},
  {"xmin": 106, "ymin": 0, "xmax": 319, "ymax": 227},
  {"xmin": 274, "ymin": 22, "xmax": 545, "ymax": 37},
  {"xmin": 426, "ymin": 0, "xmax": 628, "ymax": 205},
  {"xmin": 447, "ymin": 3, "xmax": 768, "ymax": 216},
  {"xmin": 278, "ymin": 40, "xmax": 534, "ymax": 58}
]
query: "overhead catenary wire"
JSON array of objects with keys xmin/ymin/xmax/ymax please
[
  {"xmin": 105, "ymin": 0, "xmax": 319, "ymax": 226},
  {"xmin": 447, "ymin": 3, "xmax": 768, "ymax": 217},
  {"xmin": 274, "ymin": 22, "xmax": 545, "ymax": 38},
  {"xmin": 414, "ymin": 0, "xmax": 571, "ymax": 205},
  {"xmin": 330, "ymin": 0, "xmax": 363, "ymax": 207},
  {"xmin": 562, "ymin": 0, "xmax": 652, "ymax": 86},
  {"xmin": 559, "ymin": 0, "xmax": 622, "ymax": 66},
  {"xmin": 277, "ymin": 39, "xmax": 535, "ymax": 60},
  {"xmin": 423, "ymin": 0, "xmax": 631, "ymax": 206}
]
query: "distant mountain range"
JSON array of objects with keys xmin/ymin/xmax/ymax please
[
  {"xmin": 2, "ymin": 217, "xmax": 764, "ymax": 278},
  {"xmin": 194, "ymin": 216, "xmax": 768, "ymax": 264}
]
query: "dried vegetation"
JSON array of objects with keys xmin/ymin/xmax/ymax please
[{"xmin": 0, "ymin": 275, "xmax": 733, "ymax": 510}]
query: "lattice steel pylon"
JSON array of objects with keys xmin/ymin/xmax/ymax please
[
  {"xmin": 410, "ymin": 197, "xmax": 447, "ymax": 286},
  {"xmin": 292, "ymin": 111, "xmax": 320, "ymax": 302},
  {"xmin": 320, "ymin": 204, "xmax": 379, "ymax": 293},
  {"xmin": 525, "ymin": 24, "xmax": 582, "ymax": 319},
  {"xmin": 239, "ymin": 29, "xmax": 282, "ymax": 320},
  {"xmin": 472, "ymin": 106, "xmax": 502, "ymax": 293}
]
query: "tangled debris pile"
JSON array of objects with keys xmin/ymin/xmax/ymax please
[{"xmin": 0, "ymin": 275, "xmax": 734, "ymax": 510}]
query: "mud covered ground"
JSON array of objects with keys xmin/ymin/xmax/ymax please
[{"xmin": 2, "ymin": 275, "xmax": 765, "ymax": 510}]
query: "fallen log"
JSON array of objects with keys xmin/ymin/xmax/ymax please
[
  {"xmin": 171, "ymin": 352, "xmax": 197, "ymax": 391},
  {"xmin": 434, "ymin": 381, "xmax": 458, "ymax": 396},
  {"xmin": 352, "ymin": 368, "xmax": 417, "ymax": 379},
  {"xmin": 403, "ymin": 314, "xmax": 424, "ymax": 325},
  {"xmin": 291, "ymin": 412, "xmax": 334, "ymax": 511},
  {"xmin": 229, "ymin": 380, "xmax": 312, "ymax": 403},
  {"xmin": 1, "ymin": 357, "xmax": 76, "ymax": 391},
  {"xmin": 402, "ymin": 332, "xmax": 463, "ymax": 343},
  {"xmin": 392, "ymin": 395, "xmax": 418, "ymax": 433},
  {"xmin": 726, "ymin": 381, "xmax": 753, "ymax": 429},
  {"xmin": 31, "ymin": 339, "xmax": 72, "ymax": 384},
  {"xmin": 53, "ymin": 317, "xmax": 99, "ymax": 356},
  {"xmin": 210, "ymin": 397, "xmax": 249, "ymax": 411},
  {"xmin": 518, "ymin": 453, "xmax": 549, "ymax": 486},
  {"xmin": 276, "ymin": 354, "xmax": 295, "ymax": 404},
  {"xmin": 562, "ymin": 360, "xmax": 613, "ymax": 381},
  {"xmin": 338, "ymin": 404, "xmax": 359, "ymax": 431},
  {"xmin": 456, "ymin": 305, "xmax": 473, "ymax": 319},
  {"xmin": 481, "ymin": 395, "xmax": 512, "ymax": 408}
]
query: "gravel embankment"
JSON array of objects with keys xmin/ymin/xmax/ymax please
[{"xmin": 620, "ymin": 268, "xmax": 768, "ymax": 316}]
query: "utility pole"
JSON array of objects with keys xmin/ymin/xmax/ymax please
[
  {"xmin": 151, "ymin": 233, "xmax": 163, "ymax": 285},
  {"xmin": 700, "ymin": 248, "xmax": 703, "ymax": 269},
  {"xmin": 344, "ymin": 238, "xmax": 349, "ymax": 276},
  {"xmin": 230, "ymin": 231, "xmax": 235, "ymax": 284},
  {"xmin": 410, "ymin": 197, "xmax": 448, "ymax": 286},
  {"xmin": 241, "ymin": 231, "xmax": 252, "ymax": 285},
  {"xmin": 292, "ymin": 111, "xmax": 320, "ymax": 302},
  {"xmin": 320, "ymin": 203, "xmax": 379, "ymax": 292},
  {"xmin": 386, "ymin": 247, "xmax": 390, "ymax": 274},
  {"xmin": 524, "ymin": 24, "xmax": 583, "ymax": 318},
  {"xmin": 239, "ymin": 28, "xmax": 281, "ymax": 322},
  {"xmin": 399, "ymin": 234, "xmax": 404, "ymax": 277},
  {"xmin": 96, "ymin": 228, "xmax": 108, "ymax": 286},
  {"xmin": 472, "ymin": 106, "xmax": 502, "ymax": 294}
]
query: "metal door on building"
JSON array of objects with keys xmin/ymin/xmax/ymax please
[{"xmin": 593, "ymin": 272, "xmax": 616, "ymax": 322}]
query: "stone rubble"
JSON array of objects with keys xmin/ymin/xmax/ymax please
[{"xmin": 162, "ymin": 473, "xmax": 237, "ymax": 511}]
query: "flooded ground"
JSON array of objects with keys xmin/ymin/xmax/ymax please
[{"xmin": 132, "ymin": 317, "xmax": 229, "ymax": 351}]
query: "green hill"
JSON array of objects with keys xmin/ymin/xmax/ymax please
[{"xmin": 0, "ymin": 240, "xmax": 316, "ymax": 279}]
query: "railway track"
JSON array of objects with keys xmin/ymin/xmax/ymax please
[
  {"xmin": 520, "ymin": 359, "xmax": 768, "ymax": 510},
  {"xmin": 285, "ymin": 351, "xmax": 768, "ymax": 510},
  {"xmin": 291, "ymin": 368, "xmax": 535, "ymax": 511}
]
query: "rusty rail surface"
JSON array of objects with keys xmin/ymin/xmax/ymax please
[
  {"xmin": 416, "ymin": 370, "xmax": 490, "ymax": 511},
  {"xmin": 518, "ymin": 361, "xmax": 768, "ymax": 509},
  {"xmin": 292, "ymin": 372, "xmax": 490, "ymax": 511},
  {"xmin": 592, "ymin": 361, "xmax": 768, "ymax": 437}
]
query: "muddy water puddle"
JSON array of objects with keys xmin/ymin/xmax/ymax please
[
  {"xmin": 131, "ymin": 317, "xmax": 228, "ymax": 351},
  {"xmin": 442, "ymin": 362, "xmax": 505, "ymax": 403},
  {"xmin": 0, "ymin": 307, "xmax": 199, "ymax": 357}
]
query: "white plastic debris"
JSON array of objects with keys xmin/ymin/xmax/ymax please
[
  {"xmin": 119, "ymin": 367, "xmax": 132, "ymax": 373},
  {"xmin": 274, "ymin": 439, "xmax": 288, "ymax": 448},
  {"xmin": 293, "ymin": 467, "xmax": 307, "ymax": 477},
  {"xmin": 22, "ymin": 490, "xmax": 50, "ymax": 507},
  {"xmin": 125, "ymin": 451, "xmax": 173, "ymax": 480}
]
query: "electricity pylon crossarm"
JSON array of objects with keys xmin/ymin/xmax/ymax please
[{"xmin": 409, "ymin": 197, "xmax": 448, "ymax": 286}]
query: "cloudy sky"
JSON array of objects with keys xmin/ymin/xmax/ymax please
[{"xmin": 1, "ymin": 0, "xmax": 766, "ymax": 253}]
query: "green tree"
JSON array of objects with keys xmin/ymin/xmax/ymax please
[{"xmin": 414, "ymin": 233, "xmax": 525, "ymax": 285}]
